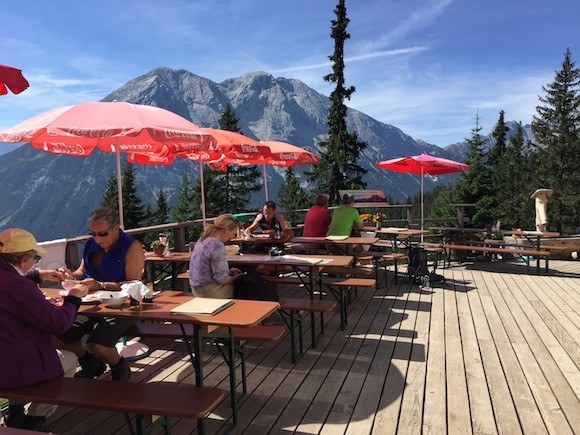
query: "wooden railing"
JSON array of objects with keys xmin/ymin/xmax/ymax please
[{"xmin": 63, "ymin": 203, "xmax": 474, "ymax": 269}]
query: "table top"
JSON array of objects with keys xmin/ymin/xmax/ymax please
[
  {"xmin": 44, "ymin": 289, "xmax": 278, "ymax": 328},
  {"xmin": 376, "ymin": 228, "xmax": 428, "ymax": 236},
  {"xmin": 144, "ymin": 251, "xmax": 191, "ymax": 263},
  {"xmin": 431, "ymin": 227, "xmax": 560, "ymax": 237},
  {"xmin": 227, "ymin": 253, "xmax": 353, "ymax": 268},
  {"xmin": 290, "ymin": 236, "xmax": 379, "ymax": 245},
  {"xmin": 230, "ymin": 235, "xmax": 290, "ymax": 244}
]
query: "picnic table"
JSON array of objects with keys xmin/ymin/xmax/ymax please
[{"xmin": 43, "ymin": 288, "xmax": 278, "ymax": 424}]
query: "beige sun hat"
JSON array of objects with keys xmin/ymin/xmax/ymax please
[{"xmin": 0, "ymin": 228, "xmax": 47, "ymax": 254}]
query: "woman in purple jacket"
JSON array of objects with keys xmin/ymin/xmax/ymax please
[{"xmin": 0, "ymin": 228, "xmax": 88, "ymax": 431}]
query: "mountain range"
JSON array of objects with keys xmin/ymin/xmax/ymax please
[{"xmin": 0, "ymin": 67, "xmax": 533, "ymax": 241}]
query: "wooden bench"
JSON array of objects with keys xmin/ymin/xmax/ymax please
[
  {"xmin": 441, "ymin": 244, "xmax": 551, "ymax": 274},
  {"xmin": 0, "ymin": 427, "xmax": 47, "ymax": 434},
  {"xmin": 125, "ymin": 322, "xmax": 285, "ymax": 392},
  {"xmin": 0, "ymin": 377, "xmax": 223, "ymax": 435},
  {"xmin": 267, "ymin": 272, "xmax": 374, "ymax": 331},
  {"xmin": 318, "ymin": 277, "xmax": 376, "ymax": 329},
  {"xmin": 358, "ymin": 252, "xmax": 406, "ymax": 286},
  {"xmin": 278, "ymin": 297, "xmax": 337, "ymax": 363}
]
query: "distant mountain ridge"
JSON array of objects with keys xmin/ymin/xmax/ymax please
[{"xmin": 0, "ymin": 67, "xmax": 530, "ymax": 240}]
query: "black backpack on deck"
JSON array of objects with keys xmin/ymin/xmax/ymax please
[
  {"xmin": 407, "ymin": 246, "xmax": 446, "ymax": 286},
  {"xmin": 407, "ymin": 247, "xmax": 429, "ymax": 285}
]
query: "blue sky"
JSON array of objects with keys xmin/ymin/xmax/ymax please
[{"xmin": 1, "ymin": 0, "xmax": 578, "ymax": 147}]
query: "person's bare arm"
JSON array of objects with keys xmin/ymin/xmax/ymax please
[
  {"xmin": 124, "ymin": 240, "xmax": 145, "ymax": 281},
  {"xmin": 244, "ymin": 216, "xmax": 261, "ymax": 234}
]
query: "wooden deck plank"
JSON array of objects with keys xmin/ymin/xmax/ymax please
[
  {"xmin": 520, "ymin": 274, "xmax": 580, "ymax": 366},
  {"xmin": 421, "ymin": 275, "xmax": 447, "ymax": 433},
  {"xmin": 365, "ymin": 279, "xmax": 416, "ymax": 434},
  {"xmin": 499, "ymin": 273, "xmax": 580, "ymax": 432},
  {"xmin": 487, "ymin": 272, "xmax": 574, "ymax": 434},
  {"xmin": 391, "ymin": 281, "xmax": 433, "ymax": 434},
  {"xmin": 444, "ymin": 280, "xmax": 472, "ymax": 433},
  {"xmin": 341, "ymin": 286, "xmax": 403, "ymax": 434},
  {"xmin": 465, "ymin": 269, "xmax": 522, "ymax": 434},
  {"xmin": 478, "ymin": 271, "xmax": 549, "ymax": 433},
  {"xmin": 454, "ymin": 273, "xmax": 498, "ymax": 435}
]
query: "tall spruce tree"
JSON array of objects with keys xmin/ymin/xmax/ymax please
[
  {"xmin": 121, "ymin": 163, "xmax": 144, "ymax": 230},
  {"xmin": 309, "ymin": 0, "xmax": 367, "ymax": 204},
  {"xmin": 531, "ymin": 48, "xmax": 580, "ymax": 233},
  {"xmin": 487, "ymin": 110, "xmax": 509, "ymax": 224},
  {"xmin": 155, "ymin": 188, "xmax": 170, "ymax": 224},
  {"xmin": 100, "ymin": 165, "xmax": 143, "ymax": 230},
  {"xmin": 172, "ymin": 170, "xmax": 199, "ymax": 242},
  {"xmin": 101, "ymin": 174, "xmax": 118, "ymax": 210},
  {"xmin": 454, "ymin": 113, "xmax": 494, "ymax": 227},
  {"xmin": 503, "ymin": 123, "xmax": 535, "ymax": 229},
  {"xmin": 278, "ymin": 167, "xmax": 311, "ymax": 223},
  {"xmin": 173, "ymin": 170, "xmax": 198, "ymax": 221},
  {"xmin": 195, "ymin": 104, "xmax": 261, "ymax": 214}
]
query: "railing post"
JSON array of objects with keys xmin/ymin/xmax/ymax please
[{"xmin": 174, "ymin": 226, "xmax": 186, "ymax": 252}]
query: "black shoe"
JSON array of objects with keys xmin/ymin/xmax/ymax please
[
  {"xmin": 75, "ymin": 352, "xmax": 106, "ymax": 379},
  {"xmin": 4, "ymin": 405, "xmax": 25, "ymax": 428},
  {"xmin": 111, "ymin": 357, "xmax": 131, "ymax": 381},
  {"xmin": 5, "ymin": 406, "xmax": 47, "ymax": 431}
]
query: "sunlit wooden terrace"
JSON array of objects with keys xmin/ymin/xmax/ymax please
[{"xmin": 38, "ymin": 258, "xmax": 580, "ymax": 435}]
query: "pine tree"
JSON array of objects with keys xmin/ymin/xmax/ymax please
[
  {"xmin": 173, "ymin": 171, "xmax": 199, "ymax": 222},
  {"xmin": 487, "ymin": 110, "xmax": 509, "ymax": 224},
  {"xmin": 101, "ymin": 174, "xmax": 118, "ymax": 211},
  {"xmin": 503, "ymin": 123, "xmax": 535, "ymax": 229},
  {"xmin": 155, "ymin": 188, "xmax": 170, "ymax": 224},
  {"xmin": 195, "ymin": 104, "xmax": 261, "ymax": 214},
  {"xmin": 454, "ymin": 113, "xmax": 494, "ymax": 227},
  {"xmin": 531, "ymin": 48, "xmax": 580, "ymax": 233},
  {"xmin": 172, "ymin": 171, "xmax": 199, "ymax": 243},
  {"xmin": 278, "ymin": 167, "xmax": 311, "ymax": 224},
  {"xmin": 121, "ymin": 163, "xmax": 144, "ymax": 230},
  {"xmin": 308, "ymin": 0, "xmax": 367, "ymax": 204}
]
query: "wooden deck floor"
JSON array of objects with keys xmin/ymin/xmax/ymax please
[{"xmin": 43, "ymin": 259, "xmax": 580, "ymax": 434}]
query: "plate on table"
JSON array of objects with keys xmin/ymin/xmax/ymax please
[{"xmin": 81, "ymin": 293, "xmax": 102, "ymax": 305}]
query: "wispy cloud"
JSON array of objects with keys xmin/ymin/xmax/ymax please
[
  {"xmin": 270, "ymin": 47, "xmax": 426, "ymax": 73},
  {"xmin": 359, "ymin": 0, "xmax": 454, "ymax": 51}
]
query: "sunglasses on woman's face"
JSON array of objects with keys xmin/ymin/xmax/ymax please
[
  {"xmin": 89, "ymin": 227, "xmax": 114, "ymax": 238},
  {"xmin": 33, "ymin": 255, "xmax": 42, "ymax": 263}
]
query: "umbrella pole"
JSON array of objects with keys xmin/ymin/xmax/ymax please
[
  {"xmin": 420, "ymin": 168, "xmax": 424, "ymax": 242},
  {"xmin": 199, "ymin": 162, "xmax": 207, "ymax": 226},
  {"xmin": 263, "ymin": 162, "xmax": 269, "ymax": 202},
  {"xmin": 115, "ymin": 142, "xmax": 124, "ymax": 228}
]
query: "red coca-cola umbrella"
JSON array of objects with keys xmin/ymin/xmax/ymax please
[
  {"xmin": 210, "ymin": 140, "xmax": 319, "ymax": 201},
  {"xmin": 0, "ymin": 63, "xmax": 29, "ymax": 95},
  {"xmin": 0, "ymin": 101, "xmax": 214, "ymax": 226},
  {"xmin": 377, "ymin": 154, "xmax": 469, "ymax": 236},
  {"xmin": 128, "ymin": 128, "xmax": 271, "ymax": 223}
]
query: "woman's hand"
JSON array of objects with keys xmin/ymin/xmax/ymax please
[
  {"xmin": 69, "ymin": 283, "xmax": 89, "ymax": 299},
  {"xmin": 57, "ymin": 266, "xmax": 75, "ymax": 279},
  {"xmin": 229, "ymin": 268, "xmax": 243, "ymax": 276},
  {"xmin": 38, "ymin": 269, "xmax": 68, "ymax": 283}
]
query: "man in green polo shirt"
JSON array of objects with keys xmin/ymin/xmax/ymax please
[{"xmin": 327, "ymin": 194, "xmax": 364, "ymax": 236}]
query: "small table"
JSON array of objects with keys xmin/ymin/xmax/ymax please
[{"xmin": 375, "ymin": 228, "xmax": 428, "ymax": 252}]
